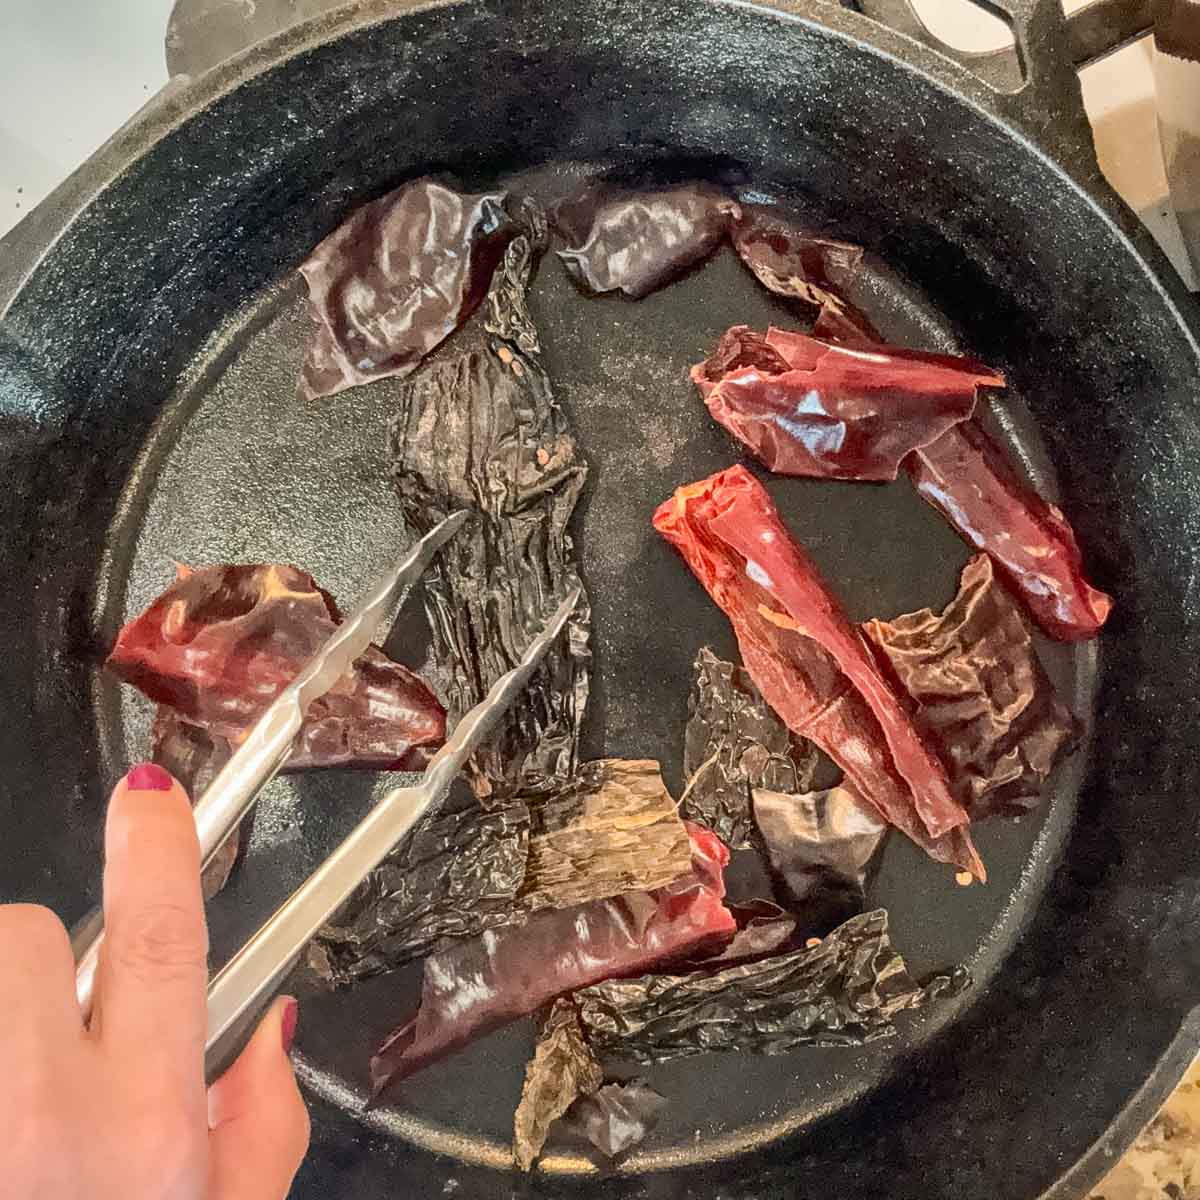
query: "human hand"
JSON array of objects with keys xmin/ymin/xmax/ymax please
[{"xmin": 1, "ymin": 763, "xmax": 310, "ymax": 1200}]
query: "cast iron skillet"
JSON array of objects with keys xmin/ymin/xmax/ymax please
[{"xmin": 1, "ymin": 0, "xmax": 1199, "ymax": 1196}]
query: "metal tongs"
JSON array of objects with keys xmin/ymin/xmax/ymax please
[{"xmin": 74, "ymin": 511, "xmax": 580, "ymax": 1077}]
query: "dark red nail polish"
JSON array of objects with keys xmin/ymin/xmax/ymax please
[
  {"xmin": 281, "ymin": 997, "xmax": 299, "ymax": 1054},
  {"xmin": 124, "ymin": 762, "xmax": 174, "ymax": 792}
]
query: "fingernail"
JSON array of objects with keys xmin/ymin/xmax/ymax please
[
  {"xmin": 124, "ymin": 762, "xmax": 174, "ymax": 792},
  {"xmin": 281, "ymin": 996, "xmax": 299, "ymax": 1054}
]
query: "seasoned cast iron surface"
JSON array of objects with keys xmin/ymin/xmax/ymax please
[
  {"xmin": 0, "ymin": 2, "xmax": 1197, "ymax": 1197},
  {"xmin": 97, "ymin": 227, "xmax": 1087, "ymax": 1167}
]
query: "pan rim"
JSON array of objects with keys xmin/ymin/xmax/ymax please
[{"xmin": 1, "ymin": 0, "xmax": 1197, "ymax": 353}]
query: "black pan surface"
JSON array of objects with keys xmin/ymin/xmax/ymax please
[{"xmin": 1, "ymin": 2, "xmax": 1198, "ymax": 1198}]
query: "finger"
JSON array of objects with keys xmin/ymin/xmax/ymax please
[
  {"xmin": 209, "ymin": 996, "xmax": 310, "ymax": 1200},
  {"xmin": 96, "ymin": 764, "xmax": 208, "ymax": 1099},
  {"xmin": 0, "ymin": 904, "xmax": 81, "ymax": 1049}
]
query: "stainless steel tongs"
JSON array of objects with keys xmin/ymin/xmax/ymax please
[{"xmin": 73, "ymin": 511, "xmax": 580, "ymax": 1077}]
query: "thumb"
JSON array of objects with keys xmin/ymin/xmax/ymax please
[{"xmin": 208, "ymin": 996, "xmax": 310, "ymax": 1200}]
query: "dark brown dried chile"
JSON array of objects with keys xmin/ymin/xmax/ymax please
[
  {"xmin": 753, "ymin": 786, "xmax": 886, "ymax": 934},
  {"xmin": 512, "ymin": 1000, "xmax": 603, "ymax": 1171},
  {"xmin": 863, "ymin": 554, "xmax": 1079, "ymax": 819},
  {"xmin": 681, "ymin": 647, "xmax": 817, "ymax": 849},
  {"xmin": 309, "ymin": 784, "xmax": 530, "ymax": 987},
  {"xmin": 575, "ymin": 909, "xmax": 967, "ymax": 1064},
  {"xmin": 296, "ymin": 179, "xmax": 518, "ymax": 399},
  {"xmin": 388, "ymin": 215, "xmax": 591, "ymax": 802},
  {"xmin": 484, "ymin": 200, "xmax": 546, "ymax": 353},
  {"xmin": 514, "ymin": 1004, "xmax": 669, "ymax": 1168},
  {"xmin": 520, "ymin": 759, "xmax": 693, "ymax": 911},
  {"xmin": 682, "ymin": 648, "xmax": 884, "ymax": 931},
  {"xmin": 562, "ymin": 1080, "xmax": 670, "ymax": 1159},
  {"xmin": 552, "ymin": 183, "xmax": 741, "ymax": 299}
]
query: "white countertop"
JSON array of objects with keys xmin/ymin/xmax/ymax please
[{"xmin": 0, "ymin": 0, "xmax": 173, "ymax": 235}]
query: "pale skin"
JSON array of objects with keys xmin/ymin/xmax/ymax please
[{"xmin": 0, "ymin": 765, "xmax": 311, "ymax": 1199}]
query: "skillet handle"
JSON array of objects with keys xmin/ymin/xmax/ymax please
[{"xmin": 843, "ymin": 0, "xmax": 1153, "ymax": 183}]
